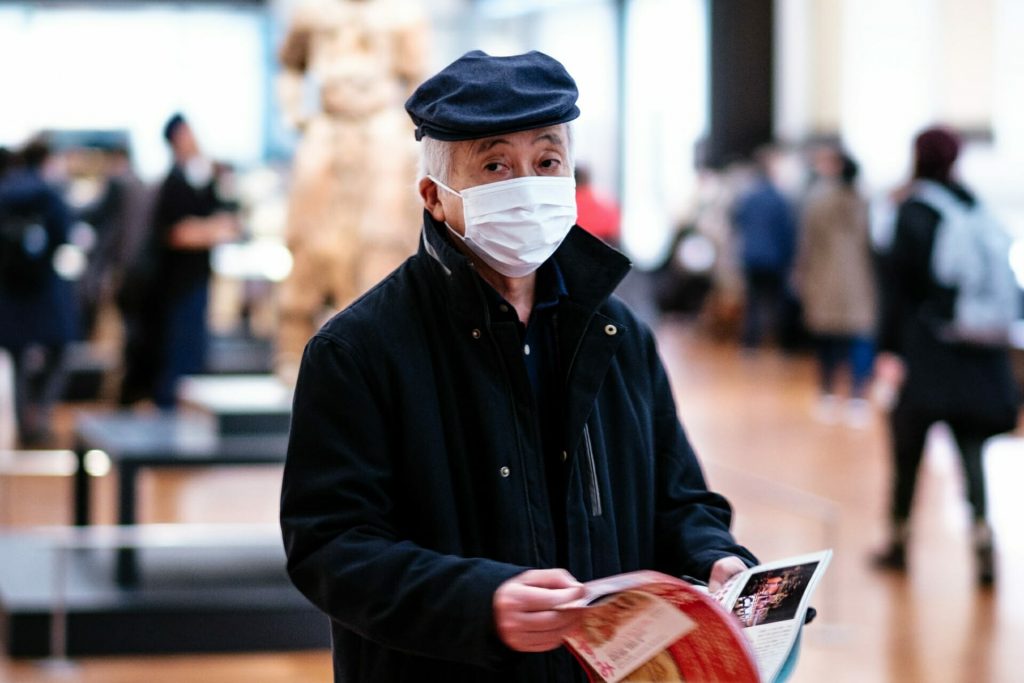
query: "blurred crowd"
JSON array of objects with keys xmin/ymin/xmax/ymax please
[
  {"xmin": 656, "ymin": 139, "xmax": 881, "ymax": 426},
  {"xmin": 1, "ymin": 119, "xmax": 1018, "ymax": 587},
  {"xmin": 653, "ymin": 127, "xmax": 1019, "ymax": 586},
  {"xmin": 0, "ymin": 116, "xmax": 241, "ymax": 446}
]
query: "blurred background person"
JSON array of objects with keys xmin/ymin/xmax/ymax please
[
  {"xmin": 731, "ymin": 146, "xmax": 798, "ymax": 350},
  {"xmin": 0, "ymin": 137, "xmax": 79, "ymax": 445},
  {"xmin": 794, "ymin": 146, "xmax": 877, "ymax": 428},
  {"xmin": 77, "ymin": 144, "xmax": 153, "ymax": 343},
  {"xmin": 574, "ymin": 164, "xmax": 620, "ymax": 248},
  {"xmin": 872, "ymin": 126, "xmax": 1019, "ymax": 586},
  {"xmin": 0, "ymin": 147, "xmax": 10, "ymax": 179},
  {"xmin": 128, "ymin": 113, "xmax": 239, "ymax": 409},
  {"xmin": 678, "ymin": 159, "xmax": 750, "ymax": 340}
]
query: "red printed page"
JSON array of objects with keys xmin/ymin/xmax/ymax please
[{"xmin": 561, "ymin": 571, "xmax": 760, "ymax": 683}]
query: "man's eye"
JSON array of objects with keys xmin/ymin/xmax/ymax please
[
  {"xmin": 484, "ymin": 162, "xmax": 504, "ymax": 172},
  {"xmin": 540, "ymin": 159, "xmax": 561, "ymax": 169}
]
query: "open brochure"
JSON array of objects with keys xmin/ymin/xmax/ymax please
[{"xmin": 557, "ymin": 549, "xmax": 832, "ymax": 683}]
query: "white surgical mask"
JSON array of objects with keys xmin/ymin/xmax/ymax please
[{"xmin": 430, "ymin": 174, "xmax": 577, "ymax": 278}]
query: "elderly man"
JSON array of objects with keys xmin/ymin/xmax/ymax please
[{"xmin": 281, "ymin": 50, "xmax": 756, "ymax": 682}]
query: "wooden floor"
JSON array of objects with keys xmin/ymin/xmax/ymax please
[{"xmin": 2, "ymin": 318, "xmax": 1023, "ymax": 682}]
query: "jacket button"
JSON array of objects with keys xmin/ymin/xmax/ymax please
[
  {"xmin": 499, "ymin": 466, "xmax": 510, "ymax": 478},
  {"xmin": 604, "ymin": 324, "xmax": 617, "ymax": 336},
  {"xmin": 561, "ymin": 450, "xmax": 568, "ymax": 462},
  {"xmin": 471, "ymin": 328, "xmax": 481, "ymax": 339}
]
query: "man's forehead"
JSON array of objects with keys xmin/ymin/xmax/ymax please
[{"xmin": 462, "ymin": 125, "xmax": 568, "ymax": 155}]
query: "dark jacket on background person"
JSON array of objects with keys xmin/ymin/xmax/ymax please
[
  {"xmin": 0, "ymin": 168, "xmax": 78, "ymax": 350},
  {"xmin": 281, "ymin": 213, "xmax": 756, "ymax": 682},
  {"xmin": 79, "ymin": 166, "xmax": 153, "ymax": 337},
  {"xmin": 880, "ymin": 181, "xmax": 1018, "ymax": 433},
  {"xmin": 117, "ymin": 164, "xmax": 221, "ymax": 343},
  {"xmin": 151, "ymin": 165, "xmax": 222, "ymax": 295},
  {"xmin": 733, "ymin": 178, "xmax": 797, "ymax": 274}
]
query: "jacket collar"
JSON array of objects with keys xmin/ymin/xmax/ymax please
[{"xmin": 417, "ymin": 210, "xmax": 632, "ymax": 319}]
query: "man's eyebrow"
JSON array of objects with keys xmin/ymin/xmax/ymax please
[
  {"xmin": 534, "ymin": 132, "xmax": 564, "ymax": 146},
  {"xmin": 472, "ymin": 138, "xmax": 510, "ymax": 154},
  {"xmin": 470, "ymin": 131, "xmax": 565, "ymax": 155}
]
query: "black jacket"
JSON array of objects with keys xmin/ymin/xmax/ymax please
[
  {"xmin": 0, "ymin": 168, "xmax": 78, "ymax": 349},
  {"xmin": 879, "ymin": 182, "xmax": 1018, "ymax": 434},
  {"xmin": 281, "ymin": 213, "xmax": 756, "ymax": 682},
  {"xmin": 150, "ymin": 165, "xmax": 222, "ymax": 297}
]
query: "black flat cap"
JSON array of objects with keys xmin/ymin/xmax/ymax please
[{"xmin": 405, "ymin": 50, "xmax": 580, "ymax": 141}]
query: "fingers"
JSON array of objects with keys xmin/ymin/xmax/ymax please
[
  {"xmin": 496, "ymin": 568, "xmax": 584, "ymax": 614},
  {"xmin": 497, "ymin": 612, "xmax": 582, "ymax": 652},
  {"xmin": 708, "ymin": 555, "xmax": 749, "ymax": 593},
  {"xmin": 494, "ymin": 569, "xmax": 585, "ymax": 653},
  {"xmin": 499, "ymin": 578, "xmax": 583, "ymax": 610},
  {"xmin": 517, "ymin": 568, "xmax": 581, "ymax": 589}
]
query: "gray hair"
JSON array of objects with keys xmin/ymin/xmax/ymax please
[
  {"xmin": 418, "ymin": 123, "xmax": 575, "ymax": 185},
  {"xmin": 420, "ymin": 136, "xmax": 455, "ymax": 184}
]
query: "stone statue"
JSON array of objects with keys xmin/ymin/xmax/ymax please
[{"xmin": 276, "ymin": 0, "xmax": 428, "ymax": 378}]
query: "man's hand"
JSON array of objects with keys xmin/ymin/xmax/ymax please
[
  {"xmin": 209, "ymin": 213, "xmax": 242, "ymax": 244},
  {"xmin": 168, "ymin": 213, "xmax": 239, "ymax": 250},
  {"xmin": 493, "ymin": 569, "xmax": 585, "ymax": 653},
  {"xmin": 708, "ymin": 556, "xmax": 749, "ymax": 593}
]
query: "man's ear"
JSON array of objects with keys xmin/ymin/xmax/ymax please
[{"xmin": 419, "ymin": 177, "xmax": 446, "ymax": 222}]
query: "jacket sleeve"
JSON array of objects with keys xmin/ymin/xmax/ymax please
[
  {"xmin": 280, "ymin": 333, "xmax": 526, "ymax": 669},
  {"xmin": 645, "ymin": 330, "xmax": 759, "ymax": 579}
]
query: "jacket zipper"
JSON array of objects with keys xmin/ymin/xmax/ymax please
[{"xmin": 582, "ymin": 423, "xmax": 602, "ymax": 517}]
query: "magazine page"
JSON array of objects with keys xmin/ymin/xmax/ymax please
[
  {"xmin": 714, "ymin": 549, "xmax": 832, "ymax": 683},
  {"xmin": 559, "ymin": 571, "xmax": 760, "ymax": 683}
]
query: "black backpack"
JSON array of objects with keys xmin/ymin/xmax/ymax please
[{"xmin": 0, "ymin": 201, "xmax": 54, "ymax": 294}]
